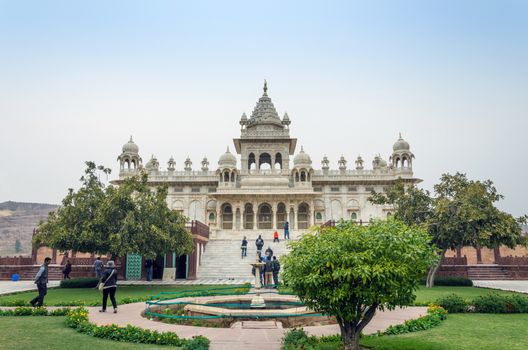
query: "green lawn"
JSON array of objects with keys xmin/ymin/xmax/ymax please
[
  {"xmin": 0, "ymin": 317, "xmax": 172, "ymax": 349},
  {"xmin": 359, "ymin": 314, "xmax": 528, "ymax": 350},
  {"xmin": 0, "ymin": 285, "xmax": 247, "ymax": 306}
]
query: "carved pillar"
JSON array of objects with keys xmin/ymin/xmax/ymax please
[
  {"xmin": 310, "ymin": 200, "xmax": 315, "ymax": 227},
  {"xmin": 253, "ymin": 202, "xmax": 258, "ymax": 230},
  {"xmin": 272, "ymin": 202, "xmax": 277, "ymax": 230},
  {"xmin": 293, "ymin": 205, "xmax": 298, "ymax": 230},
  {"xmin": 216, "ymin": 209, "xmax": 221, "ymax": 230}
]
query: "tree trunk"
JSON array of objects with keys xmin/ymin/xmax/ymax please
[
  {"xmin": 339, "ymin": 321, "xmax": 360, "ymax": 350},
  {"xmin": 426, "ymin": 248, "xmax": 447, "ymax": 288}
]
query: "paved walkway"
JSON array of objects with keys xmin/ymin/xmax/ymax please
[
  {"xmin": 0, "ymin": 281, "xmax": 61, "ymax": 295},
  {"xmin": 88, "ymin": 299, "xmax": 427, "ymax": 350},
  {"xmin": 473, "ymin": 280, "xmax": 528, "ymax": 293}
]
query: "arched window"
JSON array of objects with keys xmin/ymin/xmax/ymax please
[
  {"xmin": 351, "ymin": 212, "xmax": 358, "ymax": 221},
  {"xmin": 231, "ymin": 172, "xmax": 235, "ymax": 182},
  {"xmin": 208, "ymin": 212, "xmax": 216, "ymax": 222},
  {"xmin": 258, "ymin": 203, "xmax": 272, "ymax": 229},
  {"xmin": 402, "ymin": 157, "xmax": 407, "ymax": 167},
  {"xmin": 222, "ymin": 204, "xmax": 233, "ymax": 229},
  {"xmin": 315, "ymin": 212, "xmax": 323, "ymax": 221},
  {"xmin": 244, "ymin": 203, "xmax": 254, "ymax": 229},
  {"xmin": 300, "ymin": 171, "xmax": 306, "ymax": 182},
  {"xmin": 223, "ymin": 171, "xmax": 230, "ymax": 182},
  {"xmin": 387, "ymin": 212, "xmax": 392, "ymax": 217},
  {"xmin": 295, "ymin": 172, "xmax": 299, "ymax": 182},
  {"xmin": 125, "ymin": 159, "xmax": 130, "ymax": 170},
  {"xmin": 248, "ymin": 153, "xmax": 256, "ymax": 171},
  {"xmin": 131, "ymin": 160, "xmax": 136, "ymax": 169},
  {"xmin": 276, "ymin": 202, "xmax": 287, "ymax": 229},
  {"xmin": 259, "ymin": 153, "xmax": 271, "ymax": 170},
  {"xmin": 297, "ymin": 203, "xmax": 309, "ymax": 229},
  {"xmin": 275, "ymin": 153, "xmax": 282, "ymax": 170}
]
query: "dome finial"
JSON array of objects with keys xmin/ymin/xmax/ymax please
[
  {"xmin": 129, "ymin": 135, "xmax": 133, "ymax": 142},
  {"xmin": 263, "ymin": 79, "xmax": 268, "ymax": 93},
  {"xmin": 226, "ymin": 146, "xmax": 230, "ymax": 153},
  {"xmin": 399, "ymin": 132, "xmax": 402, "ymax": 139}
]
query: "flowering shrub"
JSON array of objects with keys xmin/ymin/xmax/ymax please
[
  {"xmin": 383, "ymin": 305, "xmax": 447, "ymax": 335},
  {"xmin": 65, "ymin": 307, "xmax": 209, "ymax": 349}
]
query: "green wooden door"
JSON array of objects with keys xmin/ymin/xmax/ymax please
[{"xmin": 126, "ymin": 253, "xmax": 142, "ymax": 280}]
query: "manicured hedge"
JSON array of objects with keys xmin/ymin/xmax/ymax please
[
  {"xmin": 0, "ymin": 307, "xmax": 70, "ymax": 316},
  {"xmin": 66, "ymin": 307, "xmax": 209, "ymax": 350},
  {"xmin": 473, "ymin": 293, "xmax": 528, "ymax": 313},
  {"xmin": 383, "ymin": 305, "xmax": 448, "ymax": 335},
  {"xmin": 60, "ymin": 277, "xmax": 99, "ymax": 288},
  {"xmin": 420, "ymin": 276, "xmax": 473, "ymax": 286}
]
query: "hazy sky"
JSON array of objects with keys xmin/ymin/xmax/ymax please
[{"xmin": 0, "ymin": 1, "xmax": 526, "ymax": 216}]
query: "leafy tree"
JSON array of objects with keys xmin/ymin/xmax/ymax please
[
  {"xmin": 369, "ymin": 179, "xmax": 433, "ymax": 226},
  {"xmin": 282, "ymin": 218, "xmax": 436, "ymax": 350},
  {"xmin": 369, "ymin": 174, "xmax": 526, "ymax": 288},
  {"xmin": 34, "ymin": 162, "xmax": 194, "ymax": 259},
  {"xmin": 14, "ymin": 239, "xmax": 21, "ymax": 253},
  {"xmin": 426, "ymin": 173, "xmax": 525, "ymax": 287}
]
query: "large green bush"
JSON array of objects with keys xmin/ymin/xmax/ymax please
[
  {"xmin": 436, "ymin": 294, "xmax": 467, "ymax": 313},
  {"xmin": 60, "ymin": 277, "xmax": 99, "ymax": 288},
  {"xmin": 473, "ymin": 293, "xmax": 528, "ymax": 313}
]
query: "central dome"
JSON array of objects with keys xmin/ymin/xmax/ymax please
[{"xmin": 246, "ymin": 81, "xmax": 284, "ymax": 129}]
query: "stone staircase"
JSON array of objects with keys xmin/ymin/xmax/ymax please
[
  {"xmin": 212, "ymin": 229, "xmax": 306, "ymax": 241},
  {"xmin": 467, "ymin": 265, "xmax": 512, "ymax": 280},
  {"xmin": 197, "ymin": 239, "xmax": 293, "ymax": 279}
]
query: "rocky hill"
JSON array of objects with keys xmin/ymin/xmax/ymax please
[{"xmin": 0, "ymin": 201, "xmax": 59, "ymax": 256}]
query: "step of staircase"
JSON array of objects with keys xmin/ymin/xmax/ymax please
[
  {"xmin": 212, "ymin": 229, "xmax": 306, "ymax": 240},
  {"xmin": 198, "ymin": 239, "xmax": 292, "ymax": 279},
  {"xmin": 467, "ymin": 265, "xmax": 512, "ymax": 280}
]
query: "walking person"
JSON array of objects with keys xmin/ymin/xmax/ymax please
[
  {"xmin": 30, "ymin": 257, "xmax": 51, "ymax": 307},
  {"xmin": 144, "ymin": 259, "xmax": 153, "ymax": 281},
  {"xmin": 99, "ymin": 260, "xmax": 118, "ymax": 313},
  {"xmin": 93, "ymin": 256, "xmax": 104, "ymax": 279},
  {"xmin": 272, "ymin": 256, "xmax": 280, "ymax": 288},
  {"xmin": 273, "ymin": 230, "xmax": 279, "ymax": 243},
  {"xmin": 241, "ymin": 236, "xmax": 248, "ymax": 258},
  {"xmin": 284, "ymin": 221, "xmax": 290, "ymax": 240},
  {"xmin": 255, "ymin": 235, "xmax": 264, "ymax": 257},
  {"xmin": 62, "ymin": 259, "xmax": 72, "ymax": 280}
]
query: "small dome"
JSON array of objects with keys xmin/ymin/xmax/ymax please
[
  {"xmin": 393, "ymin": 133, "xmax": 410, "ymax": 151},
  {"xmin": 294, "ymin": 146, "xmax": 312, "ymax": 167},
  {"xmin": 122, "ymin": 136, "xmax": 139, "ymax": 154},
  {"xmin": 218, "ymin": 147, "xmax": 237, "ymax": 168}
]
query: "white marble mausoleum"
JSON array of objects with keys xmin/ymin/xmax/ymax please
[{"xmin": 114, "ymin": 82, "xmax": 420, "ymax": 239}]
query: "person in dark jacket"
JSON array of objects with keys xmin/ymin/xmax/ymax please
[
  {"xmin": 284, "ymin": 221, "xmax": 290, "ymax": 240},
  {"xmin": 272, "ymin": 256, "xmax": 280, "ymax": 288},
  {"xmin": 255, "ymin": 235, "xmax": 264, "ymax": 256},
  {"xmin": 93, "ymin": 256, "xmax": 104, "ymax": 279},
  {"xmin": 62, "ymin": 259, "xmax": 72, "ymax": 280},
  {"xmin": 30, "ymin": 257, "xmax": 51, "ymax": 307},
  {"xmin": 241, "ymin": 236, "xmax": 248, "ymax": 258},
  {"xmin": 144, "ymin": 259, "xmax": 153, "ymax": 281},
  {"xmin": 265, "ymin": 246, "xmax": 273, "ymax": 259},
  {"xmin": 99, "ymin": 260, "xmax": 118, "ymax": 313}
]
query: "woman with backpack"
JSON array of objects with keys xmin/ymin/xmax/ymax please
[{"xmin": 99, "ymin": 260, "xmax": 118, "ymax": 313}]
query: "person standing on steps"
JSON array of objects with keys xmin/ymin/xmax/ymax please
[
  {"xmin": 93, "ymin": 256, "xmax": 104, "ymax": 279},
  {"xmin": 264, "ymin": 256, "xmax": 273, "ymax": 287},
  {"xmin": 30, "ymin": 257, "xmax": 51, "ymax": 307},
  {"xmin": 272, "ymin": 256, "xmax": 280, "ymax": 288},
  {"xmin": 62, "ymin": 259, "xmax": 72, "ymax": 280},
  {"xmin": 284, "ymin": 221, "xmax": 290, "ymax": 240},
  {"xmin": 273, "ymin": 230, "xmax": 279, "ymax": 243},
  {"xmin": 255, "ymin": 235, "xmax": 264, "ymax": 257},
  {"xmin": 241, "ymin": 236, "xmax": 248, "ymax": 258},
  {"xmin": 99, "ymin": 260, "xmax": 118, "ymax": 313},
  {"xmin": 265, "ymin": 246, "xmax": 273, "ymax": 259}
]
